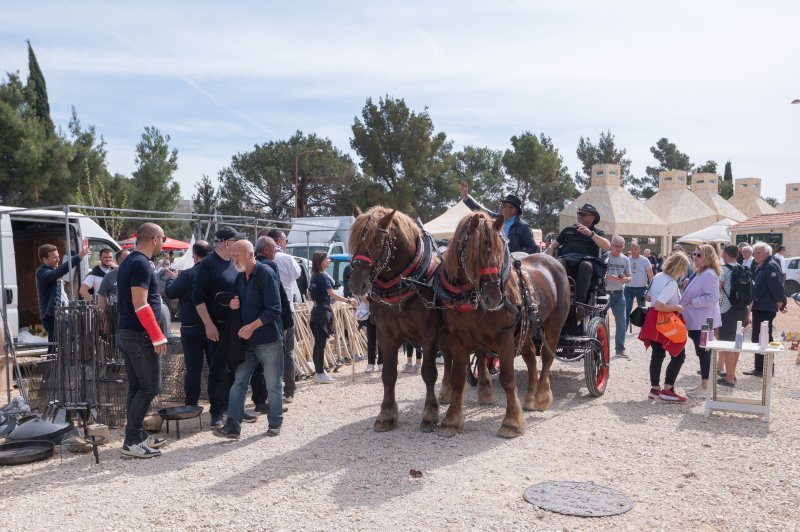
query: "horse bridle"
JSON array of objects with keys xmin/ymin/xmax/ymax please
[
  {"xmin": 351, "ymin": 222, "xmax": 396, "ymax": 283},
  {"xmin": 454, "ymin": 231, "xmax": 512, "ymax": 312}
]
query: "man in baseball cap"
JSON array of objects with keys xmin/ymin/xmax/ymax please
[{"xmin": 215, "ymin": 226, "xmax": 247, "ymax": 242}]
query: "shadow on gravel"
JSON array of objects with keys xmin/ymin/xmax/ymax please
[{"xmin": 675, "ymin": 411, "xmax": 771, "ymax": 438}]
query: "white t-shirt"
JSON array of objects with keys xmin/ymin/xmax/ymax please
[
  {"xmin": 274, "ymin": 250, "xmax": 301, "ymax": 301},
  {"xmin": 648, "ymin": 272, "xmax": 680, "ymax": 306},
  {"xmin": 81, "ymin": 265, "xmax": 112, "ymax": 293},
  {"xmin": 774, "ymin": 253, "xmax": 787, "ymax": 274}
]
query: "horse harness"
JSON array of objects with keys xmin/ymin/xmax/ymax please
[{"xmin": 352, "ymin": 220, "xmax": 439, "ymax": 307}]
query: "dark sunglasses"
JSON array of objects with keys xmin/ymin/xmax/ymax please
[{"xmin": 693, "ymin": 252, "xmax": 703, "ymax": 257}]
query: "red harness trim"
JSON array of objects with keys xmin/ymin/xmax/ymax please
[
  {"xmin": 479, "ymin": 267, "xmax": 499, "ymax": 276},
  {"xmin": 373, "ymin": 236, "xmax": 424, "ymax": 290},
  {"xmin": 353, "ymin": 254, "xmax": 374, "ymax": 267}
]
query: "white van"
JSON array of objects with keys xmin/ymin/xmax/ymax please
[{"xmin": 0, "ymin": 207, "xmax": 121, "ymax": 342}]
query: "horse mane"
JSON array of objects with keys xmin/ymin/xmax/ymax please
[
  {"xmin": 443, "ymin": 213, "xmax": 502, "ymax": 282},
  {"xmin": 348, "ymin": 205, "xmax": 420, "ymax": 254}
]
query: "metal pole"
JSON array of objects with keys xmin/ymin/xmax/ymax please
[
  {"xmin": 294, "ymin": 155, "xmax": 300, "ymax": 219},
  {"xmin": 306, "ymin": 231, "xmax": 310, "ymax": 260},
  {"xmin": 64, "ymin": 205, "xmax": 75, "ymax": 300},
  {"xmin": 0, "ymin": 212, "xmax": 10, "ymax": 403}
]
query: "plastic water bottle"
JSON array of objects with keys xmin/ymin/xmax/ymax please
[
  {"xmin": 734, "ymin": 321, "xmax": 744, "ymax": 350},
  {"xmin": 759, "ymin": 321, "xmax": 769, "ymax": 350},
  {"xmin": 700, "ymin": 325, "xmax": 708, "ymax": 348},
  {"xmin": 706, "ymin": 317, "xmax": 715, "ymax": 343}
]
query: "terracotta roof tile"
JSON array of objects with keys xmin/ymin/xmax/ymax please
[{"xmin": 734, "ymin": 212, "xmax": 800, "ymax": 229}]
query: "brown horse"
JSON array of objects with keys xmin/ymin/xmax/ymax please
[
  {"xmin": 437, "ymin": 212, "xmax": 570, "ymax": 438},
  {"xmin": 348, "ymin": 205, "xmax": 450, "ymax": 432}
]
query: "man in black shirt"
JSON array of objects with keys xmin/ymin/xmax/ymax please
[
  {"xmin": 192, "ymin": 226, "xmax": 245, "ymax": 428},
  {"xmin": 546, "ymin": 203, "xmax": 611, "ymax": 307},
  {"xmin": 116, "ymin": 222, "xmax": 168, "ymax": 458},
  {"xmin": 164, "ymin": 240, "xmax": 212, "ymax": 406}
]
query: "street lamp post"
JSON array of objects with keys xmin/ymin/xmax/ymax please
[{"xmin": 294, "ymin": 148, "xmax": 323, "ymax": 218}]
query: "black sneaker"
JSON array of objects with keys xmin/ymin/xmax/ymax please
[
  {"xmin": 121, "ymin": 441, "xmax": 161, "ymax": 458},
  {"xmin": 212, "ymin": 423, "xmax": 240, "ymax": 440},
  {"xmin": 242, "ymin": 412, "xmax": 257, "ymax": 424},
  {"xmin": 254, "ymin": 402, "xmax": 269, "ymax": 414},
  {"xmin": 743, "ymin": 369, "xmax": 763, "ymax": 377},
  {"xmin": 210, "ymin": 416, "xmax": 224, "ymax": 429},
  {"xmin": 266, "ymin": 427, "xmax": 281, "ymax": 437}
]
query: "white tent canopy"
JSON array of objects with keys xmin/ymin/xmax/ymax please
[
  {"xmin": 676, "ymin": 219, "xmax": 736, "ymax": 245},
  {"xmin": 424, "ymin": 200, "xmax": 476, "ymax": 239}
]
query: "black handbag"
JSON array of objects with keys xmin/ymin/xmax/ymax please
[{"xmin": 629, "ymin": 306, "xmax": 649, "ymax": 328}]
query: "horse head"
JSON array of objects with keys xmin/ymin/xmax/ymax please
[
  {"xmin": 445, "ymin": 212, "xmax": 507, "ymax": 310},
  {"xmin": 347, "ymin": 204, "xmax": 419, "ymax": 296}
]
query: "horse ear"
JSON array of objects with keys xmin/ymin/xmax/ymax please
[
  {"xmin": 379, "ymin": 209, "xmax": 396, "ymax": 229},
  {"xmin": 493, "ymin": 215, "xmax": 504, "ymax": 232},
  {"xmin": 469, "ymin": 213, "xmax": 481, "ymax": 231},
  {"xmin": 352, "ymin": 204, "xmax": 362, "ymax": 217}
]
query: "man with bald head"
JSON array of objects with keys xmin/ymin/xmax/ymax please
[
  {"xmin": 213, "ymin": 239, "xmax": 284, "ymax": 440},
  {"xmin": 116, "ymin": 222, "xmax": 168, "ymax": 458}
]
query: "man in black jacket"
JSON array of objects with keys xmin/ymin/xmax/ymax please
[
  {"xmin": 35, "ymin": 240, "xmax": 89, "ymax": 351},
  {"xmin": 164, "ymin": 240, "xmax": 212, "ymax": 406},
  {"xmin": 744, "ymin": 242, "xmax": 787, "ymax": 376},
  {"xmin": 459, "ymin": 184, "xmax": 538, "ymax": 253}
]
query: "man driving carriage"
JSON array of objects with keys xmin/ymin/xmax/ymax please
[{"xmin": 545, "ymin": 203, "xmax": 611, "ymax": 312}]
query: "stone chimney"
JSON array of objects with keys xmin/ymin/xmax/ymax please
[
  {"xmin": 691, "ymin": 173, "xmax": 719, "ymax": 195},
  {"xmin": 590, "ymin": 164, "xmax": 621, "ymax": 187},
  {"xmin": 786, "ymin": 183, "xmax": 800, "ymax": 201},
  {"xmin": 733, "ymin": 177, "xmax": 762, "ymax": 197},
  {"xmin": 658, "ymin": 170, "xmax": 688, "ymax": 191}
]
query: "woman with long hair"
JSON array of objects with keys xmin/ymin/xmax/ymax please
[
  {"xmin": 308, "ymin": 251, "xmax": 356, "ymax": 383},
  {"xmin": 680, "ymin": 244, "xmax": 722, "ymax": 397},
  {"xmin": 639, "ymin": 252, "xmax": 691, "ymax": 402}
]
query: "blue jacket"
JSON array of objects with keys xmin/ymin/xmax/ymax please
[
  {"xmin": 36, "ymin": 254, "xmax": 82, "ymax": 318},
  {"xmin": 165, "ymin": 264, "xmax": 202, "ymax": 326},
  {"xmin": 752, "ymin": 255, "xmax": 787, "ymax": 313}
]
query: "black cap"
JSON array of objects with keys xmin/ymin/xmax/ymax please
[
  {"xmin": 215, "ymin": 226, "xmax": 246, "ymax": 241},
  {"xmin": 501, "ymin": 194, "xmax": 523, "ymax": 214},
  {"xmin": 577, "ymin": 203, "xmax": 600, "ymax": 225}
]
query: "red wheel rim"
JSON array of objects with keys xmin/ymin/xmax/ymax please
[{"xmin": 595, "ymin": 322, "xmax": 610, "ymax": 390}]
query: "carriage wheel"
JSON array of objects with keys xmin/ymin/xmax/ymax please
[
  {"xmin": 466, "ymin": 352, "xmax": 479, "ymax": 386},
  {"xmin": 584, "ymin": 317, "xmax": 610, "ymax": 397}
]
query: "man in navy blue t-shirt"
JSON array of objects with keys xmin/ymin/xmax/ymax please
[{"xmin": 116, "ymin": 222, "xmax": 168, "ymax": 459}]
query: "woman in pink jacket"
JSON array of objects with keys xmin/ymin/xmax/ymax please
[{"xmin": 680, "ymin": 244, "xmax": 722, "ymax": 398}]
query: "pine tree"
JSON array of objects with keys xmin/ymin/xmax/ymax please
[{"xmin": 25, "ymin": 41, "xmax": 53, "ymax": 134}]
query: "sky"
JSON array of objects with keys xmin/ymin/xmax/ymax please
[{"xmin": 2, "ymin": 0, "xmax": 799, "ymax": 205}]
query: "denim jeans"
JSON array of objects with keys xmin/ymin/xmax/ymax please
[
  {"xmin": 117, "ymin": 329, "xmax": 162, "ymax": 446},
  {"xmin": 624, "ymin": 286, "xmax": 647, "ymax": 328},
  {"xmin": 608, "ymin": 290, "xmax": 627, "ymax": 354},
  {"xmin": 228, "ymin": 341, "xmax": 284, "ymax": 430},
  {"xmin": 180, "ymin": 323, "xmax": 211, "ymax": 406},
  {"xmin": 251, "ymin": 325, "xmax": 297, "ymax": 404}
]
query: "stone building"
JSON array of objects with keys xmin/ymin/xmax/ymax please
[
  {"xmin": 777, "ymin": 183, "xmax": 800, "ymax": 213},
  {"xmin": 690, "ymin": 173, "xmax": 747, "ymax": 222},
  {"xmin": 645, "ymin": 170, "xmax": 717, "ymax": 246},
  {"xmin": 727, "ymin": 178, "xmax": 778, "ymax": 218},
  {"xmin": 731, "ymin": 212, "xmax": 800, "ymax": 255}
]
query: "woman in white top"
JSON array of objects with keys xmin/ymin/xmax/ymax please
[{"xmin": 638, "ymin": 252, "xmax": 691, "ymax": 402}]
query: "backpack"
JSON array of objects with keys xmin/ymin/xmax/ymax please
[{"xmin": 723, "ymin": 263, "xmax": 754, "ymax": 309}]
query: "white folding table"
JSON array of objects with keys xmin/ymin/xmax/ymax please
[{"xmin": 703, "ymin": 340, "xmax": 785, "ymax": 422}]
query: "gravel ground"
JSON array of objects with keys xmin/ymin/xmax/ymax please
[{"xmin": 3, "ymin": 305, "xmax": 800, "ymax": 531}]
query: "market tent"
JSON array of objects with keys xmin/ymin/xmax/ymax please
[
  {"xmin": 424, "ymin": 200, "xmax": 480, "ymax": 239},
  {"xmin": 118, "ymin": 236, "xmax": 190, "ymax": 251},
  {"xmin": 676, "ymin": 219, "xmax": 736, "ymax": 245}
]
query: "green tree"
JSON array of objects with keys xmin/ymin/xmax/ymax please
[
  {"xmin": 129, "ymin": 126, "xmax": 180, "ymax": 212},
  {"xmin": 720, "ymin": 160, "xmax": 733, "ymax": 199},
  {"xmin": 451, "ymin": 146, "xmax": 505, "ymax": 207},
  {"xmin": 218, "ymin": 131, "xmax": 356, "ymax": 219},
  {"xmin": 764, "ymin": 197, "xmax": 779, "ymax": 208},
  {"xmin": 25, "ymin": 41, "xmax": 53, "ymax": 135},
  {"xmin": 192, "ymin": 174, "xmax": 218, "ymax": 214},
  {"xmin": 628, "ymin": 137, "xmax": 693, "ymax": 200},
  {"xmin": 350, "ymin": 95, "xmax": 456, "ymax": 219},
  {"xmin": 502, "ymin": 132, "xmax": 577, "ymax": 233},
  {"xmin": 574, "ymin": 130, "xmax": 632, "ymax": 190}
]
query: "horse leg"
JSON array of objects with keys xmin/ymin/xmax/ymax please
[
  {"xmin": 533, "ymin": 324, "xmax": 557, "ymax": 412},
  {"xmin": 419, "ymin": 337, "xmax": 439, "ymax": 432},
  {"xmin": 476, "ymin": 351, "xmax": 494, "ymax": 405},
  {"xmin": 521, "ymin": 335, "xmax": 540, "ymax": 411},
  {"xmin": 438, "ymin": 336, "xmax": 453, "ymax": 404},
  {"xmin": 496, "ymin": 336, "xmax": 526, "ymax": 439},
  {"xmin": 374, "ymin": 337, "xmax": 400, "ymax": 432},
  {"xmin": 438, "ymin": 341, "xmax": 467, "ymax": 437}
]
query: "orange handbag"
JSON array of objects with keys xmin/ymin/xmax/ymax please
[{"xmin": 656, "ymin": 311, "xmax": 687, "ymax": 344}]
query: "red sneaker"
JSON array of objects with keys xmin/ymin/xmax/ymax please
[
  {"xmin": 659, "ymin": 388, "xmax": 686, "ymax": 403},
  {"xmin": 648, "ymin": 388, "xmax": 661, "ymax": 400}
]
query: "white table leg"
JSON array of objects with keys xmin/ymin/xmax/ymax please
[
  {"xmin": 704, "ymin": 349, "xmax": 716, "ymax": 418},
  {"xmin": 763, "ymin": 352, "xmax": 773, "ymax": 422}
]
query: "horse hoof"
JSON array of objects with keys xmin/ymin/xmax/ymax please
[
  {"xmin": 419, "ymin": 419, "xmax": 437, "ymax": 433},
  {"xmin": 522, "ymin": 399, "xmax": 537, "ymax": 411},
  {"xmin": 533, "ymin": 394, "xmax": 553, "ymax": 412},
  {"xmin": 496, "ymin": 424, "xmax": 524, "ymax": 439},
  {"xmin": 373, "ymin": 419, "xmax": 397, "ymax": 432},
  {"xmin": 437, "ymin": 424, "xmax": 459, "ymax": 438}
]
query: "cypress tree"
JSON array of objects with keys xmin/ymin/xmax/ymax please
[
  {"xmin": 720, "ymin": 160, "xmax": 734, "ymax": 199},
  {"xmin": 26, "ymin": 40, "xmax": 53, "ymax": 134}
]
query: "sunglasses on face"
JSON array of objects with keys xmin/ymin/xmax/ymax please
[{"xmin": 693, "ymin": 252, "xmax": 703, "ymax": 257}]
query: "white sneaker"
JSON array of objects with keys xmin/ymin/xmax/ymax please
[
  {"xmin": 121, "ymin": 441, "xmax": 161, "ymax": 459},
  {"xmin": 144, "ymin": 435, "xmax": 167, "ymax": 449},
  {"xmin": 377, "ymin": 364, "xmax": 383, "ymax": 371},
  {"xmin": 313, "ymin": 372, "xmax": 336, "ymax": 384},
  {"xmin": 402, "ymin": 363, "xmax": 415, "ymax": 373},
  {"xmin": 686, "ymin": 386, "xmax": 707, "ymax": 398},
  {"xmin": 436, "ymin": 356, "xmax": 444, "ymax": 365},
  {"xmin": 364, "ymin": 364, "xmax": 375, "ymax": 373}
]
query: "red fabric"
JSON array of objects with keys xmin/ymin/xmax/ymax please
[
  {"xmin": 135, "ymin": 305, "xmax": 167, "ymax": 346},
  {"xmin": 638, "ymin": 308, "xmax": 687, "ymax": 356}
]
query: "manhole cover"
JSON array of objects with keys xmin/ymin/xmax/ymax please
[
  {"xmin": 523, "ymin": 481, "xmax": 633, "ymax": 517},
  {"xmin": 787, "ymin": 392, "xmax": 800, "ymax": 399}
]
